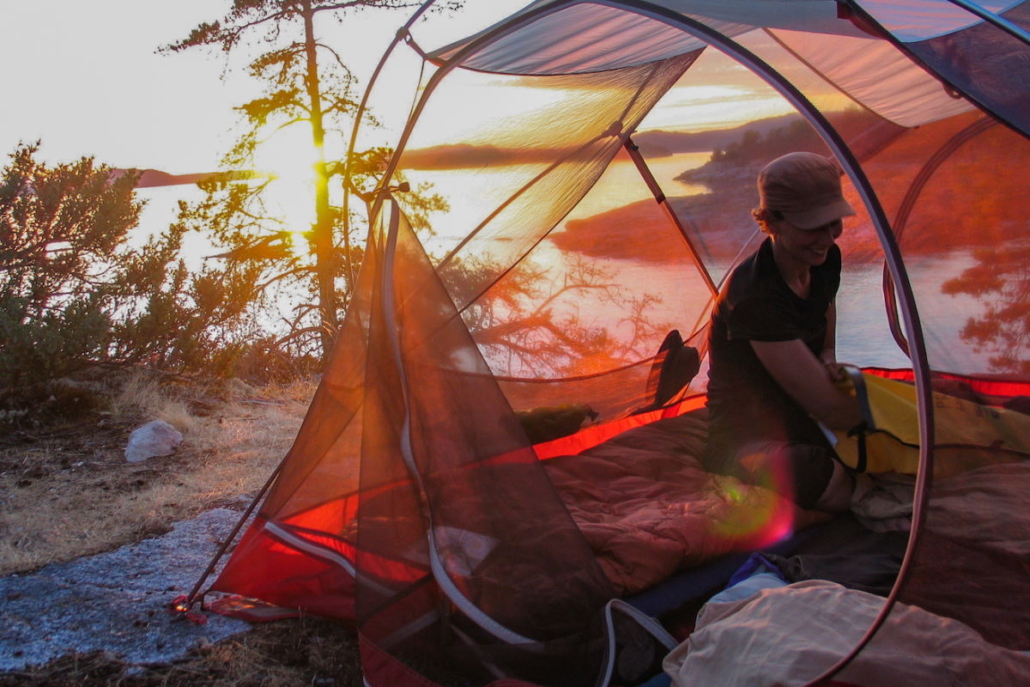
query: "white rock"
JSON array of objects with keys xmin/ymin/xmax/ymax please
[{"xmin": 125, "ymin": 420, "xmax": 183, "ymax": 463}]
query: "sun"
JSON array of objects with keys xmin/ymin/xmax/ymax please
[{"xmin": 251, "ymin": 126, "xmax": 322, "ymax": 259}]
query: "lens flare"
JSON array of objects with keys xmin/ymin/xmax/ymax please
[{"xmin": 711, "ymin": 449, "xmax": 797, "ymax": 549}]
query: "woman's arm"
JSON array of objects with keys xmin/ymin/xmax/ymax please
[
  {"xmin": 751, "ymin": 335, "xmax": 860, "ymax": 431},
  {"xmin": 819, "ymin": 301, "xmax": 846, "ymax": 382}
]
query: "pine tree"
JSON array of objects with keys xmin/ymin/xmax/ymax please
[{"xmin": 164, "ymin": 0, "xmax": 461, "ymax": 359}]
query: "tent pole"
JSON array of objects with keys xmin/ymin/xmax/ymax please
[
  {"xmin": 341, "ymin": 0, "xmax": 441, "ymax": 292},
  {"xmin": 842, "ymin": 0, "xmax": 1029, "ymax": 139},
  {"xmin": 606, "ymin": 5, "xmax": 935, "ymax": 684},
  {"xmin": 944, "ymin": 0, "xmax": 1030, "ymax": 45},
  {"xmin": 367, "ymin": 0, "xmax": 586, "ymax": 226},
  {"xmin": 623, "ymin": 137, "xmax": 718, "ymax": 298},
  {"xmin": 378, "ymin": 198, "xmax": 536, "ymax": 647},
  {"xmin": 173, "ymin": 462, "xmax": 285, "ymax": 615},
  {"xmin": 881, "ymin": 117, "xmax": 997, "ymax": 356}
]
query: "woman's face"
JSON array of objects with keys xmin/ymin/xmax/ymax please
[{"xmin": 771, "ymin": 217, "xmax": 843, "ymax": 267}]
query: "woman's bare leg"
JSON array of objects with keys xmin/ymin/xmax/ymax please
[{"xmin": 813, "ymin": 459, "xmax": 854, "ymax": 513}]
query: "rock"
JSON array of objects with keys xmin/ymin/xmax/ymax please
[
  {"xmin": 0, "ymin": 508, "xmax": 251, "ymax": 671},
  {"xmin": 125, "ymin": 420, "xmax": 183, "ymax": 463}
]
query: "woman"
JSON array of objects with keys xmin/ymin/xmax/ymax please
[{"xmin": 703, "ymin": 152, "xmax": 862, "ymax": 513}]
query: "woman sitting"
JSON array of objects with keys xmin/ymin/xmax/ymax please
[{"xmin": 703, "ymin": 152, "xmax": 862, "ymax": 515}]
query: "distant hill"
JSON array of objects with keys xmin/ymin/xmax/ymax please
[
  {"xmin": 399, "ymin": 110, "xmax": 898, "ymax": 170},
  {"xmin": 400, "ymin": 115, "xmax": 806, "ymax": 170},
  {"xmin": 401, "ymin": 144, "xmax": 568, "ymax": 170},
  {"xmin": 630, "ymin": 115, "xmax": 803, "ymax": 157},
  {"xmin": 551, "ymin": 111, "xmax": 1023, "ymax": 265},
  {"xmin": 109, "ymin": 169, "xmax": 270, "ymax": 188}
]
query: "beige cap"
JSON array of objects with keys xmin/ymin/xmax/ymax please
[{"xmin": 758, "ymin": 152, "xmax": 856, "ymax": 230}]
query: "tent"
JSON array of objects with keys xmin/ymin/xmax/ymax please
[{"xmin": 177, "ymin": 1, "xmax": 1030, "ymax": 685}]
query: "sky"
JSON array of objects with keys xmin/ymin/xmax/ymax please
[
  {"xmin": 0, "ymin": 0, "xmax": 533, "ymax": 246},
  {"xmin": 0, "ymin": 1, "xmax": 530, "ymax": 174},
  {"xmin": 3, "ymin": 1, "xmax": 235, "ymax": 174},
  {"xmin": 0, "ymin": 1, "xmax": 800, "ymax": 171},
  {"xmin": 0, "ymin": 0, "xmax": 795, "ymax": 248}
]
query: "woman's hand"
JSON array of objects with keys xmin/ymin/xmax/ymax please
[
  {"xmin": 820, "ymin": 351, "xmax": 847, "ymax": 383},
  {"xmin": 752, "ymin": 339, "xmax": 862, "ymax": 431}
]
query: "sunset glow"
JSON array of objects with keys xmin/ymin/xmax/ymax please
[{"xmin": 252, "ymin": 126, "xmax": 322, "ymax": 255}]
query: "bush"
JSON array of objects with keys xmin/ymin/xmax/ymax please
[
  {"xmin": 0, "ymin": 143, "xmax": 317, "ymax": 401},
  {"xmin": 0, "ymin": 295, "xmax": 112, "ymax": 383},
  {"xmin": 0, "ymin": 143, "xmax": 142, "ymax": 390}
]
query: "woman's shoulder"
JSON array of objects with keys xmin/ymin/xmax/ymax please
[{"xmin": 723, "ymin": 240, "xmax": 779, "ymax": 295}]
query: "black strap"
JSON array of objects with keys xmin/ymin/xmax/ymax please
[
  {"xmin": 847, "ymin": 420, "xmax": 869, "ymax": 473},
  {"xmin": 843, "ymin": 367, "xmax": 875, "ymax": 473}
]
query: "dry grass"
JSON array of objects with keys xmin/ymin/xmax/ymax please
[
  {"xmin": 0, "ymin": 372, "xmax": 313, "ymax": 576},
  {"xmin": 0, "ymin": 371, "xmax": 370, "ymax": 687}
]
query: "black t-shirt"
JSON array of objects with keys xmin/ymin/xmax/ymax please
[{"xmin": 705, "ymin": 237, "xmax": 841, "ymax": 460}]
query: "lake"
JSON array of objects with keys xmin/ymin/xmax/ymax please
[{"xmin": 407, "ymin": 151, "xmax": 1012, "ymax": 376}]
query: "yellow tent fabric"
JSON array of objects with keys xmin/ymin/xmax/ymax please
[{"xmin": 833, "ymin": 372, "xmax": 1030, "ymax": 475}]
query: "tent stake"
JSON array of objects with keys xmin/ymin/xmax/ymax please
[{"xmin": 174, "ymin": 462, "xmax": 285, "ymax": 615}]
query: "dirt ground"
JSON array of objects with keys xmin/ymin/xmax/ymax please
[
  {"xmin": 0, "ymin": 372, "xmax": 364, "ymax": 687},
  {"xmin": 0, "ymin": 618, "xmax": 362, "ymax": 687}
]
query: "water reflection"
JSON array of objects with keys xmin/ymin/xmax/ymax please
[
  {"xmin": 440, "ymin": 250, "xmax": 669, "ymax": 378},
  {"xmin": 943, "ymin": 244, "xmax": 1030, "ymax": 375},
  {"xmin": 413, "ymin": 152, "xmax": 1024, "ymax": 379}
]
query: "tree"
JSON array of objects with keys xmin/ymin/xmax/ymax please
[
  {"xmin": 164, "ymin": 0, "xmax": 461, "ymax": 360},
  {"xmin": 0, "ymin": 143, "xmax": 142, "ymax": 386}
]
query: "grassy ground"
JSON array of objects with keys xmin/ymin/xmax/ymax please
[{"xmin": 0, "ymin": 371, "xmax": 363, "ymax": 687}]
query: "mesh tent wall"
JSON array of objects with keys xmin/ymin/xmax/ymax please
[{"xmin": 195, "ymin": 1, "xmax": 1030, "ymax": 686}]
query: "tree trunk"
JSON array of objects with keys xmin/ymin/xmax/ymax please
[{"xmin": 301, "ymin": 0, "xmax": 338, "ymax": 359}]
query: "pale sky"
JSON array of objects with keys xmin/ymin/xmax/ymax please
[
  {"xmin": 2, "ymin": 0, "xmax": 237, "ymax": 174},
  {"xmin": 0, "ymin": 0, "xmax": 796, "ymax": 248},
  {"xmin": 0, "ymin": 1, "xmax": 529, "ymax": 174},
  {"xmin": 0, "ymin": 1, "xmax": 532, "ymax": 245}
]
